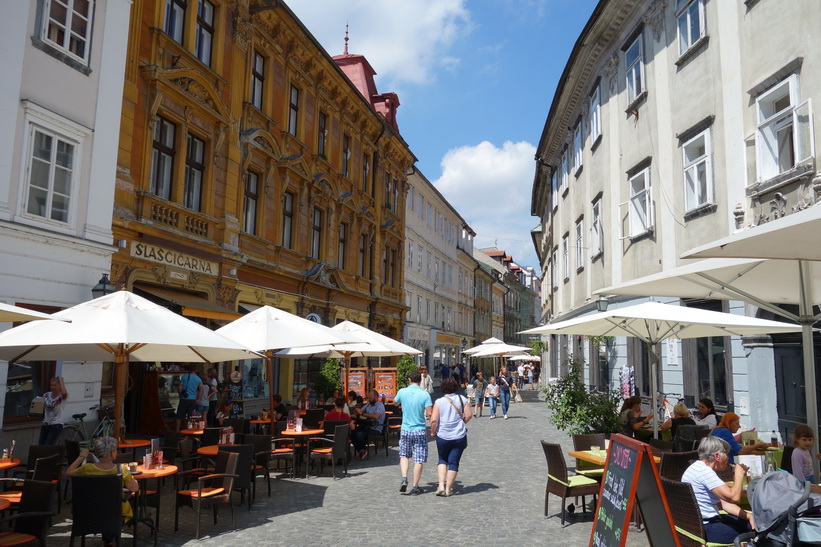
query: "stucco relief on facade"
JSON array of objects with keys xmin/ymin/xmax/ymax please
[{"xmin": 643, "ymin": 0, "xmax": 668, "ymax": 41}]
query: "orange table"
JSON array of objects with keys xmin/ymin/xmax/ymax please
[
  {"xmin": 0, "ymin": 498, "xmax": 9, "ymax": 512},
  {"xmin": 180, "ymin": 429, "xmax": 204, "ymax": 436},
  {"xmin": 133, "ymin": 464, "xmax": 178, "ymax": 544},
  {"xmin": 281, "ymin": 429, "xmax": 324, "ymax": 478},
  {"xmin": 196, "ymin": 444, "xmax": 241, "ymax": 458},
  {"xmin": 120, "ymin": 439, "xmax": 151, "ymax": 458},
  {"xmin": 568, "ymin": 449, "xmax": 661, "ymax": 466},
  {"xmin": 0, "ymin": 458, "xmax": 21, "ymax": 472},
  {"xmin": 250, "ymin": 419, "xmax": 272, "ymax": 434}
]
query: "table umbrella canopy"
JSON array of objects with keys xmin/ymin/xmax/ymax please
[
  {"xmin": 507, "ymin": 354, "xmax": 540, "ymax": 361},
  {"xmin": 521, "ymin": 301, "xmax": 802, "ymax": 436},
  {"xmin": 467, "ymin": 343, "xmax": 531, "ymax": 358},
  {"xmin": 463, "ymin": 337, "xmax": 504, "ymax": 354},
  {"xmin": 0, "ymin": 302, "xmax": 69, "ymax": 323},
  {"xmin": 276, "ymin": 320, "xmax": 421, "ymax": 358}
]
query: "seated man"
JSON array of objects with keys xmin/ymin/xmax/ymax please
[
  {"xmin": 351, "ymin": 390, "xmax": 385, "ymax": 460},
  {"xmin": 272, "ymin": 394, "xmax": 288, "ymax": 422},
  {"xmin": 682, "ymin": 436, "xmax": 754, "ymax": 544}
]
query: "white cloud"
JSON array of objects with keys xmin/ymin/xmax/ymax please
[
  {"xmin": 288, "ymin": 0, "xmax": 472, "ymax": 89},
  {"xmin": 434, "ymin": 140, "xmax": 539, "ymax": 266}
]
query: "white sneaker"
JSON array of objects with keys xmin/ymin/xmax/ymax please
[
  {"xmin": 489, "ymin": 416, "xmax": 495, "ymax": 419},
  {"xmin": 504, "ymin": 415, "xmax": 509, "ymax": 420}
]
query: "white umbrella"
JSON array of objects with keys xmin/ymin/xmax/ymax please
[
  {"xmin": 507, "ymin": 354, "xmax": 540, "ymax": 362},
  {"xmin": 0, "ymin": 302, "xmax": 68, "ymax": 323},
  {"xmin": 217, "ymin": 306, "xmax": 363, "ymax": 413},
  {"xmin": 521, "ymin": 301, "xmax": 802, "ymax": 437},
  {"xmin": 0, "ymin": 291, "xmax": 261, "ymax": 432},
  {"xmin": 468, "ymin": 343, "xmax": 530, "ymax": 358}
]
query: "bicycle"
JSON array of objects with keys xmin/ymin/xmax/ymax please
[
  {"xmin": 62, "ymin": 404, "xmax": 115, "ymax": 447},
  {"xmin": 640, "ymin": 392, "xmax": 684, "ymax": 423}
]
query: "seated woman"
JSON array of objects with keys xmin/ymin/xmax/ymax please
[
  {"xmin": 660, "ymin": 403, "xmax": 696, "ymax": 438},
  {"xmin": 323, "ymin": 389, "xmax": 341, "ymax": 406},
  {"xmin": 694, "ymin": 398, "xmax": 718, "ymax": 428},
  {"xmin": 682, "ymin": 437, "xmax": 754, "ymax": 544},
  {"xmin": 66, "ymin": 436, "xmax": 140, "ymax": 545},
  {"xmin": 619, "ymin": 396, "xmax": 651, "ymax": 439},
  {"xmin": 321, "ymin": 397, "xmax": 354, "ymax": 429},
  {"xmin": 709, "ymin": 412, "xmax": 769, "ymax": 464},
  {"xmin": 296, "ymin": 387, "xmax": 311, "ymax": 410}
]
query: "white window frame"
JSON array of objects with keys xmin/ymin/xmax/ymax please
[
  {"xmin": 589, "ymin": 85, "xmax": 602, "ymax": 143},
  {"xmin": 575, "ymin": 219, "xmax": 584, "ymax": 270},
  {"xmin": 625, "ymin": 33, "xmax": 645, "ymax": 104},
  {"xmin": 19, "ymin": 101, "xmax": 89, "ymax": 231},
  {"xmin": 591, "ymin": 198, "xmax": 603, "ymax": 257},
  {"xmin": 682, "ymin": 130, "xmax": 713, "ymax": 211},
  {"xmin": 676, "ymin": 0, "xmax": 705, "ymax": 57},
  {"xmin": 551, "ymin": 247, "xmax": 558, "ymax": 289},
  {"xmin": 620, "ymin": 167, "xmax": 654, "ymax": 238},
  {"xmin": 573, "ymin": 122, "xmax": 583, "ymax": 171},
  {"xmin": 755, "ymin": 75, "xmax": 814, "ymax": 182},
  {"xmin": 42, "ymin": 0, "xmax": 95, "ymax": 65},
  {"xmin": 561, "ymin": 235, "xmax": 569, "ymax": 281},
  {"xmin": 551, "ymin": 171, "xmax": 559, "ymax": 209},
  {"xmin": 417, "ymin": 245, "xmax": 423, "ymax": 272},
  {"xmin": 560, "ymin": 150, "xmax": 569, "ymax": 193}
]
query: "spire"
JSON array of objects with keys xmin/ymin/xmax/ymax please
[{"xmin": 343, "ymin": 22, "xmax": 349, "ymax": 55}]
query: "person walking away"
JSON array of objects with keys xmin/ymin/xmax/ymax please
[
  {"xmin": 394, "ymin": 370, "xmax": 433, "ymax": 495},
  {"xmin": 451, "ymin": 364, "xmax": 461, "ymax": 386},
  {"xmin": 205, "ymin": 368, "xmax": 218, "ymax": 426},
  {"xmin": 176, "ymin": 364, "xmax": 202, "ymax": 431},
  {"xmin": 419, "ymin": 365, "xmax": 434, "ymax": 395},
  {"xmin": 485, "ymin": 376, "xmax": 500, "ymax": 419},
  {"xmin": 498, "ymin": 366, "xmax": 518, "ymax": 420},
  {"xmin": 472, "ymin": 372, "xmax": 487, "ymax": 417},
  {"xmin": 194, "ymin": 372, "xmax": 209, "ymax": 416},
  {"xmin": 431, "ymin": 378, "xmax": 472, "ymax": 497},
  {"xmin": 527, "ymin": 364, "xmax": 534, "ymax": 388},
  {"xmin": 39, "ymin": 376, "xmax": 68, "ymax": 445},
  {"xmin": 517, "ymin": 363, "xmax": 525, "ymax": 390}
]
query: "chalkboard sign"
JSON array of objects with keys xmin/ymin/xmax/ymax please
[
  {"xmin": 589, "ymin": 434, "xmax": 678, "ymax": 547},
  {"xmin": 229, "ymin": 379, "xmax": 243, "ymax": 418},
  {"xmin": 346, "ymin": 370, "xmax": 366, "ymax": 398}
]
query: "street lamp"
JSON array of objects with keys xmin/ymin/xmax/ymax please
[
  {"xmin": 595, "ymin": 295, "xmax": 610, "ymax": 312},
  {"xmin": 91, "ymin": 273, "xmax": 116, "ymax": 299}
]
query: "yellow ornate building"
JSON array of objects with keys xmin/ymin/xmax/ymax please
[{"xmin": 113, "ymin": 0, "xmax": 414, "ymax": 422}]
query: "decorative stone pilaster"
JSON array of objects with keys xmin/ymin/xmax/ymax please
[{"xmin": 643, "ymin": 0, "xmax": 668, "ymax": 41}]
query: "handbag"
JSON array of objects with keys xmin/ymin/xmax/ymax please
[
  {"xmin": 514, "ymin": 393, "xmax": 523, "ymax": 403},
  {"xmin": 445, "ymin": 395, "xmax": 468, "ymax": 423}
]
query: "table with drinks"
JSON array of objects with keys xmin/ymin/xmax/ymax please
[
  {"xmin": 281, "ymin": 427, "xmax": 325, "ymax": 478},
  {"xmin": 129, "ymin": 458, "xmax": 177, "ymax": 546}
]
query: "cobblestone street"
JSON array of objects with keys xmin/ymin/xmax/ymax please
[{"xmin": 44, "ymin": 393, "xmax": 652, "ymax": 547}]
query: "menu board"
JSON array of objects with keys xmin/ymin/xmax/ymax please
[
  {"xmin": 347, "ymin": 371, "xmax": 366, "ymax": 397},
  {"xmin": 589, "ymin": 434, "xmax": 677, "ymax": 547},
  {"xmin": 229, "ymin": 378, "xmax": 243, "ymax": 418},
  {"xmin": 374, "ymin": 369, "xmax": 396, "ymax": 401}
]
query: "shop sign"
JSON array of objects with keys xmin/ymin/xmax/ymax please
[
  {"xmin": 436, "ymin": 333, "xmax": 461, "ymax": 345},
  {"xmin": 131, "ymin": 242, "xmax": 218, "ymax": 274}
]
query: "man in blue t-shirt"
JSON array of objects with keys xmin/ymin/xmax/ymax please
[
  {"xmin": 176, "ymin": 364, "xmax": 203, "ymax": 430},
  {"xmin": 394, "ymin": 370, "xmax": 433, "ymax": 495}
]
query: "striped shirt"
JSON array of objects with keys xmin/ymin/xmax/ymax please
[{"xmin": 682, "ymin": 460, "xmax": 724, "ymax": 521}]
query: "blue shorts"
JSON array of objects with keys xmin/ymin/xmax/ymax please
[
  {"xmin": 398, "ymin": 430, "xmax": 428, "ymax": 463},
  {"xmin": 436, "ymin": 435, "xmax": 467, "ymax": 471}
]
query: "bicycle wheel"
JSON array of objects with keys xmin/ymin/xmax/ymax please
[
  {"xmin": 62, "ymin": 425, "xmax": 86, "ymax": 444},
  {"xmin": 92, "ymin": 419, "xmax": 114, "ymax": 440}
]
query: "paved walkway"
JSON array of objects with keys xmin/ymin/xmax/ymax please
[{"xmin": 44, "ymin": 392, "xmax": 652, "ymax": 546}]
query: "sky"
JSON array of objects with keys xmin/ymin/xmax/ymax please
[{"xmin": 288, "ymin": 0, "xmax": 599, "ymax": 270}]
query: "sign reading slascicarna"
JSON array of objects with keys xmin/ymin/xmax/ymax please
[{"xmin": 131, "ymin": 242, "xmax": 218, "ymax": 274}]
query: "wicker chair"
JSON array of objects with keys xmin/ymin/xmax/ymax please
[
  {"xmin": 219, "ymin": 444, "xmax": 254, "ymax": 511},
  {"xmin": 648, "ymin": 437, "xmax": 675, "ymax": 456},
  {"xmin": 270, "ymin": 436, "xmax": 296, "ymax": 479},
  {"xmin": 0, "ymin": 479, "xmax": 56, "ymax": 547},
  {"xmin": 303, "ymin": 409, "xmax": 325, "ymax": 430},
  {"xmin": 780, "ymin": 446, "xmax": 794, "ymax": 474},
  {"xmin": 660, "ymin": 476, "xmax": 735, "ymax": 547},
  {"xmin": 674, "ymin": 425, "xmax": 710, "ymax": 452},
  {"xmin": 307, "ymin": 425, "xmax": 349, "ymax": 479},
  {"xmin": 571, "ymin": 433, "xmax": 606, "ymax": 479},
  {"xmin": 659, "ymin": 450, "xmax": 699, "ymax": 481},
  {"xmin": 541, "ymin": 441, "xmax": 599, "ymax": 526},
  {"xmin": 245, "ymin": 434, "xmax": 273, "ymax": 499},
  {"xmin": 69, "ymin": 474, "xmax": 131, "ymax": 547},
  {"xmin": 174, "ymin": 451, "xmax": 238, "ymax": 539}
]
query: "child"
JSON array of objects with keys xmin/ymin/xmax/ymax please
[
  {"xmin": 791, "ymin": 424, "xmax": 820, "ymax": 482},
  {"xmin": 485, "ymin": 376, "xmax": 500, "ymax": 419}
]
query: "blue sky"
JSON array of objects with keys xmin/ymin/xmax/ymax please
[{"xmin": 289, "ymin": 0, "xmax": 599, "ymax": 269}]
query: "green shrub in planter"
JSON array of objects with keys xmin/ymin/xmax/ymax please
[{"xmin": 543, "ymin": 356, "xmax": 622, "ymax": 434}]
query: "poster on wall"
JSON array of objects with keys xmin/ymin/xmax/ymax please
[
  {"xmin": 347, "ymin": 371, "xmax": 366, "ymax": 398},
  {"xmin": 374, "ymin": 370, "xmax": 397, "ymax": 401}
]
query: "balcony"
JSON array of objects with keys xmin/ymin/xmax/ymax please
[{"xmin": 138, "ymin": 192, "xmax": 215, "ymax": 239}]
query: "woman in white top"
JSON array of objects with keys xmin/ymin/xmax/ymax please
[
  {"xmin": 694, "ymin": 398, "xmax": 718, "ymax": 428},
  {"xmin": 430, "ymin": 378, "xmax": 473, "ymax": 497},
  {"xmin": 39, "ymin": 376, "xmax": 68, "ymax": 445}
]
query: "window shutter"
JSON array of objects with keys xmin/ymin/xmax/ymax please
[{"xmin": 795, "ymin": 98, "xmax": 814, "ymax": 164}]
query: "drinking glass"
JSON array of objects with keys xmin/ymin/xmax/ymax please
[
  {"xmin": 591, "ymin": 445, "xmax": 601, "ymax": 456},
  {"xmin": 156, "ymin": 450, "xmax": 164, "ymax": 469}
]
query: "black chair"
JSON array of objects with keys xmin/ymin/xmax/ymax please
[
  {"xmin": 219, "ymin": 444, "xmax": 254, "ymax": 511},
  {"xmin": 386, "ymin": 416, "xmax": 402, "ymax": 445},
  {"xmin": 541, "ymin": 441, "xmax": 599, "ymax": 526},
  {"xmin": 308, "ymin": 424, "xmax": 349, "ymax": 479},
  {"xmin": 64, "ymin": 439, "xmax": 81, "ymax": 502},
  {"xmin": 659, "ymin": 450, "xmax": 699, "ymax": 481},
  {"xmin": 781, "ymin": 446, "xmax": 795, "ymax": 474},
  {"xmin": 303, "ymin": 409, "xmax": 324, "ymax": 430},
  {"xmin": 270, "ymin": 436, "xmax": 296, "ymax": 479},
  {"xmin": 175, "ymin": 451, "xmax": 238, "ymax": 539},
  {"xmin": 162, "ymin": 430, "xmax": 181, "ymax": 464},
  {"xmin": 222, "ymin": 418, "xmax": 250, "ymax": 436},
  {"xmin": 0, "ymin": 453, "xmax": 61, "ymax": 509},
  {"xmin": 0, "ymin": 480, "xmax": 57, "ymax": 547},
  {"xmin": 200, "ymin": 428, "xmax": 222, "ymax": 447},
  {"xmin": 648, "ymin": 437, "xmax": 675, "ymax": 456},
  {"xmin": 571, "ymin": 433, "xmax": 606, "ymax": 480},
  {"xmin": 245, "ymin": 435, "xmax": 272, "ymax": 499},
  {"xmin": 674, "ymin": 425, "xmax": 710, "ymax": 452},
  {"xmin": 70, "ymin": 474, "xmax": 132, "ymax": 547},
  {"xmin": 15, "ymin": 445, "xmax": 64, "ymax": 512},
  {"xmin": 367, "ymin": 417, "xmax": 389, "ymax": 458}
]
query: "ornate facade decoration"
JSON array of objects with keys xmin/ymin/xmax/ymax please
[
  {"xmin": 643, "ymin": 0, "xmax": 668, "ymax": 41},
  {"xmin": 601, "ymin": 52, "xmax": 619, "ymax": 93}
]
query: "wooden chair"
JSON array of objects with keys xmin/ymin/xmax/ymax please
[
  {"xmin": 571, "ymin": 433, "xmax": 606, "ymax": 479},
  {"xmin": 660, "ymin": 476, "xmax": 735, "ymax": 547},
  {"xmin": 69, "ymin": 474, "xmax": 132, "ymax": 547},
  {"xmin": 174, "ymin": 451, "xmax": 238, "ymax": 539},
  {"xmin": 307, "ymin": 425, "xmax": 349, "ymax": 479},
  {"xmin": 659, "ymin": 450, "xmax": 698, "ymax": 481},
  {"xmin": 541, "ymin": 441, "xmax": 599, "ymax": 526},
  {"xmin": 219, "ymin": 444, "xmax": 254, "ymax": 510},
  {"xmin": 245, "ymin": 434, "xmax": 272, "ymax": 499},
  {"xmin": 0, "ymin": 480, "xmax": 56, "ymax": 547}
]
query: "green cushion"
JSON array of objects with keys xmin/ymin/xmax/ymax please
[
  {"xmin": 548, "ymin": 473, "xmax": 599, "ymax": 488},
  {"xmin": 577, "ymin": 469, "xmax": 605, "ymax": 479},
  {"xmin": 675, "ymin": 525, "xmax": 735, "ymax": 547}
]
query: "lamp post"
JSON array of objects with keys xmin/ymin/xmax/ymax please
[
  {"xmin": 595, "ymin": 295, "xmax": 610, "ymax": 312},
  {"xmin": 91, "ymin": 273, "xmax": 116, "ymax": 299}
]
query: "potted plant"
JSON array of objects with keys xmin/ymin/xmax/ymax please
[
  {"xmin": 315, "ymin": 358, "xmax": 342, "ymax": 402},
  {"xmin": 396, "ymin": 355, "xmax": 417, "ymax": 389}
]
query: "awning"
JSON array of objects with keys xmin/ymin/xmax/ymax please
[{"xmin": 137, "ymin": 285, "xmax": 241, "ymax": 321}]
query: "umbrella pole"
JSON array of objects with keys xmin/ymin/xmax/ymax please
[
  {"xmin": 648, "ymin": 343, "xmax": 659, "ymax": 440},
  {"xmin": 266, "ymin": 351, "xmax": 275, "ymax": 425},
  {"xmin": 798, "ymin": 260, "xmax": 819, "ymax": 480},
  {"xmin": 114, "ymin": 348, "xmax": 126, "ymax": 441}
]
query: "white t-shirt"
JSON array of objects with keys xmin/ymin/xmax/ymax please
[
  {"xmin": 694, "ymin": 414, "xmax": 718, "ymax": 428},
  {"xmin": 682, "ymin": 460, "xmax": 724, "ymax": 521},
  {"xmin": 436, "ymin": 394, "xmax": 468, "ymax": 441}
]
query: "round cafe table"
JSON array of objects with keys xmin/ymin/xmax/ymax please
[
  {"xmin": 196, "ymin": 444, "xmax": 242, "ymax": 458},
  {"xmin": 250, "ymin": 419, "xmax": 272, "ymax": 434},
  {"xmin": 133, "ymin": 464, "xmax": 178, "ymax": 545},
  {"xmin": 0, "ymin": 458, "xmax": 21, "ymax": 473},
  {"xmin": 281, "ymin": 429, "xmax": 324, "ymax": 478},
  {"xmin": 180, "ymin": 429, "xmax": 204, "ymax": 436},
  {"xmin": 120, "ymin": 439, "xmax": 151, "ymax": 459},
  {"xmin": 0, "ymin": 498, "xmax": 10, "ymax": 512}
]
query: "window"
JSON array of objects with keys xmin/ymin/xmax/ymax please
[
  {"xmin": 682, "ymin": 130, "xmax": 712, "ymax": 211},
  {"xmin": 5, "ymin": 358, "xmax": 56, "ymax": 424},
  {"xmin": 417, "ymin": 245, "xmax": 422, "ymax": 272},
  {"xmin": 317, "ymin": 112, "xmax": 327, "ymax": 157},
  {"xmin": 591, "ymin": 198, "xmax": 603, "ymax": 257},
  {"xmin": 551, "ymin": 247, "xmax": 558, "ymax": 289},
  {"xmin": 150, "ymin": 117, "xmax": 176, "ymax": 200},
  {"xmin": 243, "ymin": 171, "xmax": 258, "ymax": 235},
  {"xmin": 250, "ymin": 51, "xmax": 265, "ymax": 109},
  {"xmin": 282, "ymin": 192, "xmax": 294, "ymax": 248},
  {"xmin": 389, "ymin": 248, "xmax": 397, "ymax": 287},
  {"xmin": 342, "ymin": 135, "xmax": 350, "ymax": 177},
  {"xmin": 627, "ymin": 168, "xmax": 653, "ymax": 237},
  {"xmin": 384, "ymin": 173, "xmax": 392, "ymax": 209},
  {"xmin": 361, "ymin": 153, "xmax": 369, "ymax": 192},
  {"xmin": 573, "ymin": 122, "xmax": 583, "ymax": 171},
  {"xmin": 183, "ymin": 133, "xmax": 205, "ymax": 211},
  {"xmin": 417, "ymin": 296, "xmax": 422, "ymax": 323},
  {"xmin": 311, "ymin": 207, "xmax": 322, "ymax": 259},
  {"xmin": 195, "ymin": 0, "xmax": 214, "ymax": 66},
  {"xmin": 43, "ymin": 0, "xmax": 94, "ymax": 63},
  {"xmin": 590, "ymin": 85, "xmax": 601, "ymax": 142},
  {"xmin": 408, "ymin": 185, "xmax": 414, "ymax": 210},
  {"xmin": 684, "ymin": 300, "xmax": 731, "ymax": 407},
  {"xmin": 24, "ymin": 126, "xmax": 77, "ymax": 224},
  {"xmin": 164, "ymin": 0, "xmax": 186, "ymax": 44},
  {"xmin": 575, "ymin": 219, "xmax": 584, "ymax": 269},
  {"xmin": 427, "ymin": 203, "xmax": 432, "ymax": 226},
  {"xmin": 434, "ymin": 301, "xmax": 439, "ymax": 325},
  {"xmin": 561, "ymin": 235, "xmax": 569, "ymax": 280},
  {"xmin": 426, "ymin": 299, "xmax": 430, "ymax": 323},
  {"xmin": 625, "ymin": 33, "xmax": 645, "ymax": 103},
  {"xmin": 288, "ymin": 85, "xmax": 299, "ymax": 137},
  {"xmin": 418, "ymin": 195, "xmax": 424, "ymax": 217},
  {"xmin": 434, "ymin": 258, "xmax": 439, "ymax": 283},
  {"xmin": 426, "ymin": 251, "xmax": 431, "ymax": 277},
  {"xmin": 338, "ymin": 223, "xmax": 347, "ymax": 269},
  {"xmin": 560, "ymin": 150, "xmax": 568, "ymax": 193},
  {"xmin": 676, "ymin": 0, "xmax": 705, "ymax": 56},
  {"xmin": 358, "ymin": 234, "xmax": 366, "ymax": 276},
  {"xmin": 755, "ymin": 75, "xmax": 813, "ymax": 181},
  {"xmin": 551, "ymin": 171, "xmax": 558, "ymax": 209}
]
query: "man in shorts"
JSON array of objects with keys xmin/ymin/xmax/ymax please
[{"xmin": 394, "ymin": 370, "xmax": 433, "ymax": 495}]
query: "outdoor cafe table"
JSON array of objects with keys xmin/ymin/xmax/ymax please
[
  {"xmin": 120, "ymin": 438, "xmax": 151, "ymax": 459},
  {"xmin": 180, "ymin": 429, "xmax": 204, "ymax": 436},
  {"xmin": 0, "ymin": 498, "xmax": 9, "ymax": 512},
  {"xmin": 196, "ymin": 444, "xmax": 242, "ymax": 458},
  {"xmin": 568, "ymin": 449, "xmax": 661, "ymax": 467},
  {"xmin": 133, "ymin": 463, "xmax": 178, "ymax": 546},
  {"xmin": 0, "ymin": 458, "xmax": 20, "ymax": 476},
  {"xmin": 280, "ymin": 428, "xmax": 324, "ymax": 478},
  {"xmin": 250, "ymin": 419, "xmax": 271, "ymax": 434}
]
